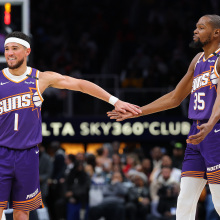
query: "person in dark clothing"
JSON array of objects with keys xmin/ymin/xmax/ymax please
[
  {"xmin": 89, "ymin": 171, "xmax": 127, "ymax": 220},
  {"xmin": 125, "ymin": 171, "xmax": 150, "ymax": 220},
  {"xmin": 39, "ymin": 144, "xmax": 53, "ymax": 205},
  {"xmin": 58, "ymin": 160, "xmax": 91, "ymax": 220},
  {"xmin": 157, "ymin": 183, "xmax": 179, "ymax": 220},
  {"xmin": 47, "ymin": 141, "xmax": 66, "ymax": 220}
]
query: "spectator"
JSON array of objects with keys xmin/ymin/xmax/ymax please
[
  {"xmin": 96, "ymin": 147, "xmax": 112, "ymax": 172},
  {"xmin": 38, "ymin": 144, "xmax": 53, "ymax": 220},
  {"xmin": 85, "ymin": 154, "xmax": 96, "ymax": 178},
  {"xmin": 142, "ymin": 158, "xmax": 153, "ymax": 180},
  {"xmin": 112, "ymin": 153, "xmax": 123, "ymax": 173},
  {"xmin": 150, "ymin": 146, "xmax": 163, "ymax": 170},
  {"xmin": 149, "ymin": 166, "xmax": 180, "ymax": 219},
  {"xmin": 125, "ymin": 171, "xmax": 150, "ymax": 220},
  {"xmin": 157, "ymin": 182, "xmax": 180, "ymax": 220},
  {"xmin": 65, "ymin": 161, "xmax": 90, "ymax": 220},
  {"xmin": 54, "ymin": 154, "xmax": 76, "ymax": 220},
  {"xmin": 47, "ymin": 141, "xmax": 66, "ymax": 220},
  {"xmin": 122, "ymin": 153, "xmax": 140, "ymax": 177},
  {"xmin": 89, "ymin": 171, "xmax": 127, "ymax": 220},
  {"xmin": 171, "ymin": 142, "xmax": 185, "ymax": 170},
  {"xmin": 150, "ymin": 155, "xmax": 181, "ymax": 184},
  {"xmin": 39, "ymin": 144, "xmax": 53, "ymax": 205}
]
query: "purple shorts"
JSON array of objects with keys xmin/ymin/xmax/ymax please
[
  {"xmin": 0, "ymin": 146, "xmax": 44, "ymax": 211},
  {"xmin": 182, "ymin": 120, "xmax": 220, "ymax": 184}
]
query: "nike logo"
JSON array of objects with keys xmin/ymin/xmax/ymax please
[
  {"xmin": 35, "ymin": 150, "xmax": 39, "ymax": 154},
  {"xmin": 0, "ymin": 82, "xmax": 9, "ymax": 85},
  {"xmin": 214, "ymin": 129, "xmax": 220, "ymax": 133}
]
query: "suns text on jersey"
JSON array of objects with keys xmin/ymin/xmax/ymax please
[
  {"xmin": 191, "ymin": 73, "xmax": 210, "ymax": 93},
  {"xmin": 0, "ymin": 93, "xmax": 33, "ymax": 115}
]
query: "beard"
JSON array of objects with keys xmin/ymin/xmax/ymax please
[
  {"xmin": 189, "ymin": 35, "xmax": 211, "ymax": 49},
  {"xmin": 6, "ymin": 57, "xmax": 24, "ymax": 69}
]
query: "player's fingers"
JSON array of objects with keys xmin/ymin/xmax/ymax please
[
  {"xmin": 133, "ymin": 105, "xmax": 141, "ymax": 108},
  {"xmin": 118, "ymin": 109, "xmax": 126, "ymax": 114},
  {"xmin": 124, "ymin": 106, "xmax": 141, "ymax": 115},
  {"xmin": 116, "ymin": 118, "xmax": 124, "ymax": 121},
  {"xmin": 187, "ymin": 137, "xmax": 203, "ymax": 145},
  {"xmin": 129, "ymin": 104, "xmax": 142, "ymax": 114},
  {"xmin": 188, "ymin": 132, "xmax": 202, "ymax": 139},
  {"xmin": 107, "ymin": 112, "xmax": 118, "ymax": 116},
  {"xmin": 109, "ymin": 115, "xmax": 119, "ymax": 119},
  {"xmin": 197, "ymin": 125, "xmax": 205, "ymax": 130}
]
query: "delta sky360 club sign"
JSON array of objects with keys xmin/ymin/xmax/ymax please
[{"xmin": 42, "ymin": 116, "xmax": 191, "ymax": 142}]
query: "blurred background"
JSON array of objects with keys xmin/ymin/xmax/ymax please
[{"xmin": 1, "ymin": 0, "xmax": 220, "ymax": 220}]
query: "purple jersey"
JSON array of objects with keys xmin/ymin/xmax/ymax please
[
  {"xmin": 0, "ymin": 67, "xmax": 43, "ymax": 149},
  {"xmin": 188, "ymin": 49, "xmax": 220, "ymax": 120}
]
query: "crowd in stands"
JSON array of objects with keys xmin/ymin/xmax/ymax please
[
  {"xmin": 20, "ymin": 1, "xmax": 220, "ymax": 220},
  {"xmin": 28, "ymin": 0, "xmax": 220, "ymax": 117},
  {"xmin": 37, "ymin": 141, "xmax": 219, "ymax": 220}
]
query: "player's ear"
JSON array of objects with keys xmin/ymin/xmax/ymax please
[
  {"xmin": 214, "ymin": 29, "xmax": 220, "ymax": 37},
  {"xmin": 25, "ymin": 48, "xmax": 31, "ymax": 56}
]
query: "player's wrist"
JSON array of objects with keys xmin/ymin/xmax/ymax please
[{"xmin": 109, "ymin": 96, "xmax": 119, "ymax": 106}]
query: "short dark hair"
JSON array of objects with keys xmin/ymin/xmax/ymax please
[
  {"xmin": 5, "ymin": 31, "xmax": 31, "ymax": 45},
  {"xmin": 204, "ymin": 14, "xmax": 220, "ymax": 29}
]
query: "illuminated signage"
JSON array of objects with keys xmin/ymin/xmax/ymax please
[{"xmin": 42, "ymin": 117, "xmax": 191, "ymax": 142}]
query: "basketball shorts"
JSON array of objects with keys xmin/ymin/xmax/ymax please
[
  {"xmin": 0, "ymin": 146, "xmax": 44, "ymax": 211},
  {"xmin": 182, "ymin": 120, "xmax": 220, "ymax": 184}
]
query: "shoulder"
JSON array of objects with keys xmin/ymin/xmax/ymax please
[
  {"xmin": 39, "ymin": 71, "xmax": 65, "ymax": 80},
  {"xmin": 215, "ymin": 54, "xmax": 220, "ymax": 73},
  {"xmin": 187, "ymin": 52, "xmax": 203, "ymax": 74},
  {"xmin": 191, "ymin": 52, "xmax": 203, "ymax": 65},
  {"xmin": 38, "ymin": 71, "xmax": 65, "ymax": 87}
]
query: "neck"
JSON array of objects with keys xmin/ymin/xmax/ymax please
[
  {"xmin": 203, "ymin": 43, "xmax": 220, "ymax": 59},
  {"xmin": 9, "ymin": 64, "xmax": 27, "ymax": 76}
]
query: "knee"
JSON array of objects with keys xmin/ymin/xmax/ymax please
[
  {"xmin": 13, "ymin": 210, "xmax": 29, "ymax": 220},
  {"xmin": 177, "ymin": 192, "xmax": 196, "ymax": 209}
]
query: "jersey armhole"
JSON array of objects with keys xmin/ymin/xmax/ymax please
[
  {"xmin": 194, "ymin": 52, "xmax": 204, "ymax": 70},
  {"xmin": 36, "ymin": 70, "xmax": 44, "ymax": 102},
  {"xmin": 214, "ymin": 56, "xmax": 220, "ymax": 78}
]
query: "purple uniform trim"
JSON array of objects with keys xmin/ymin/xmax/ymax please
[
  {"xmin": 0, "ymin": 67, "xmax": 43, "ymax": 149},
  {"xmin": 182, "ymin": 121, "xmax": 220, "ymax": 183},
  {"xmin": 0, "ymin": 146, "xmax": 43, "ymax": 210},
  {"xmin": 188, "ymin": 50, "xmax": 220, "ymax": 120},
  {"xmin": 183, "ymin": 49, "xmax": 220, "ymax": 183}
]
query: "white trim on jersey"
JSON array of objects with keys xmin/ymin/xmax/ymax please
[
  {"xmin": 36, "ymin": 70, "xmax": 44, "ymax": 102},
  {"xmin": 3, "ymin": 67, "xmax": 31, "ymax": 82},
  {"xmin": 214, "ymin": 55, "xmax": 220, "ymax": 78}
]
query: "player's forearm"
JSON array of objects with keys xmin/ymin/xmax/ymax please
[
  {"xmin": 140, "ymin": 91, "xmax": 181, "ymax": 116},
  {"xmin": 76, "ymin": 79, "xmax": 112, "ymax": 103},
  {"xmin": 207, "ymin": 98, "xmax": 220, "ymax": 128}
]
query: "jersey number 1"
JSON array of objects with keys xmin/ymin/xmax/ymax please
[
  {"xmin": 194, "ymin": 92, "xmax": 205, "ymax": 110},
  {"xmin": 14, "ymin": 113, "xmax": 19, "ymax": 131}
]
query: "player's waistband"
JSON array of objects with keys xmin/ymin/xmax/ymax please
[{"xmin": 193, "ymin": 119, "xmax": 220, "ymax": 125}]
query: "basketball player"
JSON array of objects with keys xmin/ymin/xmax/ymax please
[
  {"xmin": 0, "ymin": 31, "xmax": 141, "ymax": 220},
  {"xmin": 108, "ymin": 14, "xmax": 220, "ymax": 219}
]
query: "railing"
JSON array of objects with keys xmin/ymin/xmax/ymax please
[{"xmin": 42, "ymin": 74, "xmax": 178, "ymax": 117}]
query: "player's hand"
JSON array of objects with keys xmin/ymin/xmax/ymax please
[
  {"xmin": 107, "ymin": 110, "xmax": 134, "ymax": 121},
  {"xmin": 186, "ymin": 123, "xmax": 212, "ymax": 145},
  {"xmin": 114, "ymin": 100, "xmax": 142, "ymax": 115}
]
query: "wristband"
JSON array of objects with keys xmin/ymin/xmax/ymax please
[{"xmin": 109, "ymin": 96, "xmax": 119, "ymax": 106}]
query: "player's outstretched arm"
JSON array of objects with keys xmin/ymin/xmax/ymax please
[
  {"xmin": 39, "ymin": 71, "xmax": 141, "ymax": 115},
  {"xmin": 107, "ymin": 53, "xmax": 202, "ymax": 121}
]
